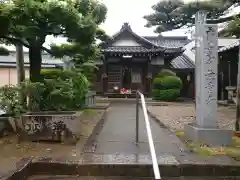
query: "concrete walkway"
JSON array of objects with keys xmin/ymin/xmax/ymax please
[
  {"xmin": 94, "ymin": 103, "xmax": 186, "ymax": 155},
  {"xmin": 83, "ymin": 103, "xmax": 189, "ymax": 164},
  {"xmin": 83, "ymin": 103, "xmax": 237, "ymax": 165}
]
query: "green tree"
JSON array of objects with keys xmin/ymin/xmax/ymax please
[
  {"xmin": 0, "ymin": 0, "xmax": 107, "ymax": 82},
  {"xmin": 50, "ymin": 27, "xmax": 110, "ymax": 82},
  {"xmin": 143, "ymin": 0, "xmax": 238, "ymax": 33},
  {"xmin": 223, "ymin": 17, "xmax": 240, "ymax": 37},
  {"xmin": 0, "ymin": 46, "xmax": 9, "ymax": 55}
]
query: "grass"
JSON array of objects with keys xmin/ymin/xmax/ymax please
[
  {"xmin": 83, "ymin": 109, "xmax": 97, "ymax": 115},
  {"xmin": 176, "ymin": 131, "xmax": 240, "ymax": 160}
]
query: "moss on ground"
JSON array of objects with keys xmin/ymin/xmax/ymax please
[
  {"xmin": 83, "ymin": 109, "xmax": 97, "ymax": 115},
  {"xmin": 175, "ymin": 131, "xmax": 184, "ymax": 137},
  {"xmin": 176, "ymin": 131, "xmax": 240, "ymax": 160}
]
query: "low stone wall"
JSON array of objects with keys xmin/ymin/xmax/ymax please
[
  {"xmin": 2, "ymin": 157, "xmax": 240, "ymax": 180},
  {"xmin": 19, "ymin": 111, "xmax": 83, "ymax": 144}
]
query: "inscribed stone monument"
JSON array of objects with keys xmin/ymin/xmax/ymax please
[
  {"xmin": 195, "ymin": 11, "xmax": 206, "ymax": 126},
  {"xmin": 196, "ymin": 24, "xmax": 218, "ymax": 128},
  {"xmin": 184, "ymin": 11, "xmax": 232, "ymax": 146}
]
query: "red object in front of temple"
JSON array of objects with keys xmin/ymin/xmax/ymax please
[{"xmin": 120, "ymin": 88, "xmax": 131, "ymax": 94}]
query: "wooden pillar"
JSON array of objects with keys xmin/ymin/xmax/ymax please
[
  {"xmin": 101, "ymin": 56, "xmax": 108, "ymax": 95},
  {"xmin": 146, "ymin": 54, "xmax": 153, "ymax": 96}
]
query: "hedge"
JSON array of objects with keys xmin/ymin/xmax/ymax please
[
  {"xmin": 152, "ymin": 89, "xmax": 180, "ymax": 101},
  {"xmin": 152, "ymin": 69, "xmax": 182, "ymax": 101}
]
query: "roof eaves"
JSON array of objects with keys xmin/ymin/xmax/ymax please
[
  {"xmin": 170, "ymin": 53, "xmax": 195, "ymax": 69},
  {"xmin": 105, "ymin": 24, "xmax": 159, "ymax": 48},
  {"xmin": 219, "ymin": 41, "xmax": 239, "ymax": 53}
]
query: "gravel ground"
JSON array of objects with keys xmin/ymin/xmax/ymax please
[
  {"xmin": 148, "ymin": 103, "xmax": 236, "ymax": 131},
  {"xmin": 0, "ymin": 109, "xmax": 105, "ymax": 176}
]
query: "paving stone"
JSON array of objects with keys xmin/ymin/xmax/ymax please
[{"xmin": 82, "ymin": 153, "xmax": 179, "ymax": 164}]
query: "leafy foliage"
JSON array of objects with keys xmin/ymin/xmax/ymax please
[
  {"xmin": 0, "ymin": 69, "xmax": 89, "ymax": 115},
  {"xmin": 0, "ymin": 46, "xmax": 9, "ymax": 55},
  {"xmin": 0, "ymin": 85, "xmax": 25, "ymax": 116},
  {"xmin": 143, "ymin": 0, "xmax": 237, "ymax": 33},
  {"xmin": 20, "ymin": 80, "xmax": 46, "ymax": 112},
  {"xmin": 40, "ymin": 69, "xmax": 89, "ymax": 111},
  {"xmin": 223, "ymin": 17, "xmax": 240, "ymax": 37},
  {"xmin": 152, "ymin": 69, "xmax": 182, "ymax": 101},
  {"xmin": 153, "ymin": 76, "xmax": 182, "ymax": 90},
  {"xmin": 152, "ymin": 89, "xmax": 180, "ymax": 101},
  {"xmin": 156, "ymin": 69, "xmax": 176, "ymax": 78},
  {"xmin": 0, "ymin": 0, "xmax": 108, "ymax": 81}
]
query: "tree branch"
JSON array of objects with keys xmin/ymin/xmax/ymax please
[
  {"xmin": 207, "ymin": 12, "xmax": 240, "ymax": 24},
  {"xmin": 0, "ymin": 36, "xmax": 53, "ymax": 54}
]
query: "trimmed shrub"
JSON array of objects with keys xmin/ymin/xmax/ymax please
[
  {"xmin": 152, "ymin": 89, "xmax": 180, "ymax": 101},
  {"xmin": 156, "ymin": 69, "xmax": 176, "ymax": 78},
  {"xmin": 152, "ymin": 69, "xmax": 182, "ymax": 101},
  {"xmin": 153, "ymin": 76, "xmax": 182, "ymax": 90}
]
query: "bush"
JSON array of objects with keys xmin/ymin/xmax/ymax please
[
  {"xmin": 153, "ymin": 76, "xmax": 182, "ymax": 90},
  {"xmin": 152, "ymin": 89, "xmax": 180, "ymax": 101},
  {"xmin": 156, "ymin": 69, "xmax": 176, "ymax": 78},
  {"xmin": 40, "ymin": 69, "xmax": 89, "ymax": 111},
  {"xmin": 0, "ymin": 85, "xmax": 25, "ymax": 116},
  {"xmin": 20, "ymin": 80, "xmax": 46, "ymax": 112},
  {"xmin": 152, "ymin": 69, "xmax": 182, "ymax": 101}
]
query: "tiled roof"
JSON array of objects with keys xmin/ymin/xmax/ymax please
[
  {"xmin": 218, "ymin": 40, "xmax": 239, "ymax": 52},
  {"xmin": 106, "ymin": 23, "xmax": 158, "ymax": 48},
  {"xmin": 103, "ymin": 46, "xmax": 165, "ymax": 53},
  {"xmin": 170, "ymin": 38, "xmax": 240, "ymax": 69},
  {"xmin": 104, "ymin": 23, "xmax": 188, "ymax": 52},
  {"xmin": 0, "ymin": 52, "xmax": 63, "ymax": 68},
  {"xmin": 170, "ymin": 54, "xmax": 195, "ymax": 69},
  {"xmin": 144, "ymin": 36, "xmax": 189, "ymax": 49}
]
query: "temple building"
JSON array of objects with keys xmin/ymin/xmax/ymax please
[{"xmin": 93, "ymin": 23, "xmax": 194, "ymax": 97}]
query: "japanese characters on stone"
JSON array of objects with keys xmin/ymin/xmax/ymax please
[{"xmin": 203, "ymin": 25, "xmax": 218, "ymax": 105}]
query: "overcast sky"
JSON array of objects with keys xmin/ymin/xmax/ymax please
[
  {"xmin": 100, "ymin": 0, "xmax": 190, "ymax": 36},
  {"xmin": 4, "ymin": 0, "xmax": 240, "ymax": 51}
]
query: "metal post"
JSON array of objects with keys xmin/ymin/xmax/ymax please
[{"xmin": 136, "ymin": 93, "xmax": 139, "ymax": 144}]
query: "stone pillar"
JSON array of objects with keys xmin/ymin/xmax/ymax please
[
  {"xmin": 184, "ymin": 12, "xmax": 232, "ymax": 146},
  {"xmin": 195, "ymin": 11, "xmax": 206, "ymax": 122},
  {"xmin": 197, "ymin": 24, "xmax": 218, "ymax": 128}
]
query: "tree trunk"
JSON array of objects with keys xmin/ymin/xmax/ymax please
[
  {"xmin": 16, "ymin": 43, "xmax": 26, "ymax": 107},
  {"xmin": 29, "ymin": 45, "xmax": 42, "ymax": 82},
  {"xmin": 16, "ymin": 43, "xmax": 25, "ymax": 84}
]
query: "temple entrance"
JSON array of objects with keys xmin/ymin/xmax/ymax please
[{"xmin": 122, "ymin": 66, "xmax": 132, "ymax": 89}]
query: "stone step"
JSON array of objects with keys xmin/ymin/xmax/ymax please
[
  {"xmin": 10, "ymin": 160, "xmax": 239, "ymax": 178},
  {"xmin": 28, "ymin": 175, "xmax": 239, "ymax": 180},
  {"xmin": 28, "ymin": 175, "xmax": 152, "ymax": 180}
]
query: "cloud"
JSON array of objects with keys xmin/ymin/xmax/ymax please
[{"xmin": 100, "ymin": 0, "xmax": 190, "ymax": 36}]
